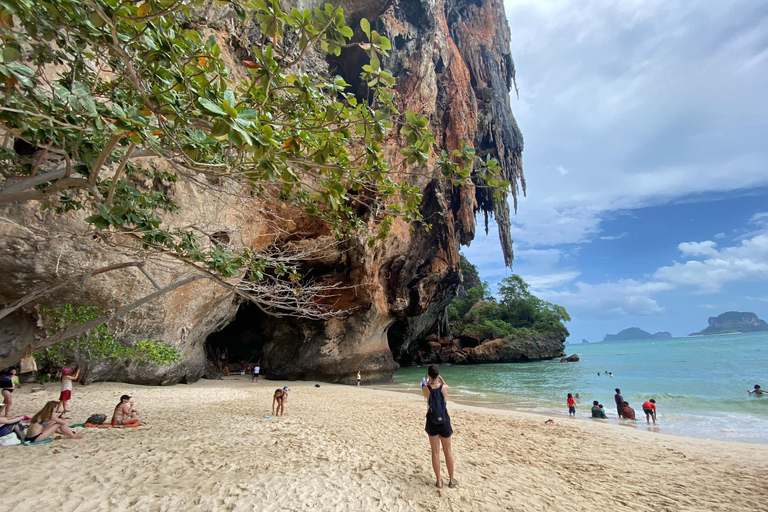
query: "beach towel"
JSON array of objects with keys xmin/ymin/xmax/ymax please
[
  {"xmin": 84, "ymin": 422, "xmax": 141, "ymax": 428},
  {"xmin": 25, "ymin": 439, "xmax": 53, "ymax": 446}
]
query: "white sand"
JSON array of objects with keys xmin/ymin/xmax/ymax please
[{"xmin": 2, "ymin": 377, "xmax": 767, "ymax": 511}]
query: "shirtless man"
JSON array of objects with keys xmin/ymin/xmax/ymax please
[
  {"xmin": 111, "ymin": 395, "xmax": 140, "ymax": 425},
  {"xmin": 748, "ymin": 384, "xmax": 765, "ymax": 395}
]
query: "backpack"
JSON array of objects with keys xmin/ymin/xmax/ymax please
[
  {"xmin": 428, "ymin": 385, "xmax": 448, "ymax": 425},
  {"xmin": 86, "ymin": 414, "xmax": 107, "ymax": 425}
]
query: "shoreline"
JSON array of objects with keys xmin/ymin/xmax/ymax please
[
  {"xmin": 2, "ymin": 377, "xmax": 767, "ymax": 511},
  {"xmin": 374, "ymin": 386, "xmax": 768, "ymax": 446}
]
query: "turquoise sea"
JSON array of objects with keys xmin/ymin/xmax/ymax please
[{"xmin": 384, "ymin": 332, "xmax": 768, "ymax": 443}]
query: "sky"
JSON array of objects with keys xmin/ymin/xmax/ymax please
[{"xmin": 462, "ymin": 0, "xmax": 768, "ymax": 342}]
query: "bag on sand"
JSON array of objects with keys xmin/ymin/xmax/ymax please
[
  {"xmin": 428, "ymin": 386, "xmax": 448, "ymax": 425},
  {"xmin": 0, "ymin": 432, "xmax": 21, "ymax": 446},
  {"xmin": 86, "ymin": 414, "xmax": 107, "ymax": 425}
]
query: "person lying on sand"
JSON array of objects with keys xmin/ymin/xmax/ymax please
[
  {"xmin": 0, "ymin": 414, "xmax": 28, "ymax": 440},
  {"xmin": 748, "ymin": 385, "xmax": 764, "ymax": 395},
  {"xmin": 112, "ymin": 395, "xmax": 141, "ymax": 425},
  {"xmin": 25, "ymin": 401, "xmax": 83, "ymax": 442}
]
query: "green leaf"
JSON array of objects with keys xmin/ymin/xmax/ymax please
[
  {"xmin": 1, "ymin": 47, "xmax": 20, "ymax": 62},
  {"xmin": 360, "ymin": 18, "xmax": 370, "ymax": 38},
  {"xmin": 210, "ymin": 120, "xmax": 230, "ymax": 138},
  {"xmin": 198, "ymin": 97, "xmax": 226, "ymax": 115}
]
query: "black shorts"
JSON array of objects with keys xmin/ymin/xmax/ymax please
[
  {"xmin": 568, "ymin": 406, "xmax": 576, "ymax": 414},
  {"xmin": 425, "ymin": 412, "xmax": 453, "ymax": 438},
  {"xmin": 643, "ymin": 409, "xmax": 654, "ymax": 416}
]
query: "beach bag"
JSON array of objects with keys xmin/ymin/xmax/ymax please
[
  {"xmin": 86, "ymin": 414, "xmax": 107, "ymax": 425},
  {"xmin": 428, "ymin": 385, "xmax": 448, "ymax": 425},
  {"xmin": 20, "ymin": 352, "xmax": 37, "ymax": 373},
  {"xmin": 0, "ymin": 432, "xmax": 21, "ymax": 446}
]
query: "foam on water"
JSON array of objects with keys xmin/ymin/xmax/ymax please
[{"xmin": 386, "ymin": 332, "xmax": 768, "ymax": 443}]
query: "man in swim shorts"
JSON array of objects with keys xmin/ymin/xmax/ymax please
[
  {"xmin": 642, "ymin": 399, "xmax": 657, "ymax": 424},
  {"xmin": 614, "ymin": 388, "xmax": 624, "ymax": 417}
]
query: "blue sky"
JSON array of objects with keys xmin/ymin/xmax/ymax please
[{"xmin": 462, "ymin": 0, "xmax": 768, "ymax": 341}]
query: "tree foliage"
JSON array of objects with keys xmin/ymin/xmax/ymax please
[
  {"xmin": 449, "ymin": 260, "xmax": 570, "ymax": 341},
  {"xmin": 0, "ymin": 0, "xmax": 510, "ymax": 282},
  {"xmin": 36, "ymin": 303, "xmax": 182, "ymax": 383}
]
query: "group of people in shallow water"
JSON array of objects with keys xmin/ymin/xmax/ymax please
[
  {"xmin": 565, "ymin": 389, "xmax": 658, "ymax": 424},
  {"xmin": 0, "ymin": 366, "xmax": 140, "ymax": 445}
]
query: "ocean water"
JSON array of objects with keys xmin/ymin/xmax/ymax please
[{"xmin": 384, "ymin": 332, "xmax": 768, "ymax": 443}]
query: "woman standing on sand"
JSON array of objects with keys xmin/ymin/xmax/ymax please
[{"xmin": 422, "ymin": 365, "xmax": 457, "ymax": 489}]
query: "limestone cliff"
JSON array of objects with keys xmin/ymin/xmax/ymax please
[
  {"xmin": 689, "ymin": 312, "xmax": 768, "ymax": 336},
  {"xmin": 0, "ymin": 0, "xmax": 524, "ymax": 384}
]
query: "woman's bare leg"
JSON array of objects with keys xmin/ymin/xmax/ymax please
[
  {"xmin": 440, "ymin": 436, "xmax": 455, "ymax": 485},
  {"xmin": 55, "ymin": 424, "xmax": 83, "ymax": 439},
  {"xmin": 428, "ymin": 435, "xmax": 442, "ymax": 486},
  {"xmin": 33, "ymin": 423, "xmax": 61, "ymax": 442},
  {"xmin": 2, "ymin": 390, "xmax": 11, "ymax": 416}
]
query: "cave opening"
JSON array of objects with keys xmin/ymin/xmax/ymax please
[{"xmin": 205, "ymin": 301, "xmax": 268, "ymax": 371}]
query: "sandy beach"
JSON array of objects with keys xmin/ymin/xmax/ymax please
[{"xmin": 1, "ymin": 377, "xmax": 767, "ymax": 511}]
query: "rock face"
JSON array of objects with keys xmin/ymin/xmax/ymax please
[
  {"xmin": 0, "ymin": 0, "xmax": 524, "ymax": 384},
  {"xmin": 689, "ymin": 312, "xmax": 768, "ymax": 336},
  {"xmin": 559, "ymin": 354, "xmax": 579, "ymax": 363},
  {"xmin": 602, "ymin": 328, "xmax": 673, "ymax": 342},
  {"xmin": 406, "ymin": 330, "xmax": 566, "ymax": 366}
]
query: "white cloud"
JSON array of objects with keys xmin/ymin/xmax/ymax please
[
  {"xmin": 536, "ymin": 279, "xmax": 673, "ymax": 318},
  {"xmin": 599, "ymin": 232, "xmax": 627, "ymax": 241},
  {"xmin": 678, "ymin": 240, "xmax": 719, "ymax": 258},
  {"xmin": 655, "ymin": 234, "xmax": 768, "ymax": 292},
  {"xmin": 713, "ymin": 232, "xmax": 726, "ymax": 239}
]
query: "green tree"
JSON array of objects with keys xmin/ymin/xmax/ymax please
[
  {"xmin": 38, "ymin": 304, "xmax": 182, "ymax": 384},
  {"xmin": 0, "ymin": 0, "xmax": 513, "ymax": 365}
]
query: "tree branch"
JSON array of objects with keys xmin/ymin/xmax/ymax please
[{"xmin": 0, "ymin": 273, "xmax": 207, "ymax": 369}]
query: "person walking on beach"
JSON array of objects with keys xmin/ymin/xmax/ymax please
[
  {"xmin": 614, "ymin": 388, "xmax": 624, "ymax": 418},
  {"xmin": 56, "ymin": 367, "xmax": 80, "ymax": 414},
  {"xmin": 252, "ymin": 363, "xmax": 260, "ymax": 382},
  {"xmin": 357, "ymin": 371, "xmax": 361, "ymax": 387},
  {"xmin": 422, "ymin": 365, "xmax": 457, "ymax": 489},
  {"xmin": 567, "ymin": 393, "xmax": 576, "ymax": 416},
  {"xmin": 642, "ymin": 399, "xmax": 657, "ymax": 424},
  {"xmin": 748, "ymin": 384, "xmax": 764, "ymax": 395}
]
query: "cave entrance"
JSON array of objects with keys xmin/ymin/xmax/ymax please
[{"xmin": 205, "ymin": 301, "xmax": 267, "ymax": 372}]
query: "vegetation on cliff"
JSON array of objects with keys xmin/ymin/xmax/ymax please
[
  {"xmin": 0, "ymin": 0, "xmax": 516, "ymax": 367},
  {"xmin": 449, "ymin": 259, "xmax": 570, "ymax": 342},
  {"xmin": 689, "ymin": 311, "xmax": 768, "ymax": 336}
]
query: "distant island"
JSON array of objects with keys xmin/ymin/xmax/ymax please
[
  {"xmin": 581, "ymin": 339, "xmax": 590, "ymax": 344},
  {"xmin": 689, "ymin": 311, "xmax": 768, "ymax": 336},
  {"xmin": 602, "ymin": 328, "xmax": 673, "ymax": 342}
]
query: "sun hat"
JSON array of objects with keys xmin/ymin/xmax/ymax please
[
  {"xmin": 61, "ymin": 368, "xmax": 72, "ymax": 376},
  {"xmin": 283, "ymin": 386, "xmax": 290, "ymax": 391}
]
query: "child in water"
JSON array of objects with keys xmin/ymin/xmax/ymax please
[
  {"xmin": 567, "ymin": 393, "xmax": 576, "ymax": 416},
  {"xmin": 621, "ymin": 401, "xmax": 636, "ymax": 420}
]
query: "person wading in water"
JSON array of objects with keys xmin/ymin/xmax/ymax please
[{"xmin": 421, "ymin": 365, "xmax": 457, "ymax": 489}]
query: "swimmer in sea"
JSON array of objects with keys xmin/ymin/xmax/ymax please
[{"xmin": 748, "ymin": 384, "xmax": 764, "ymax": 395}]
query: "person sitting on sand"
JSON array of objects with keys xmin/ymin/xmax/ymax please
[
  {"xmin": 25, "ymin": 401, "xmax": 83, "ymax": 442},
  {"xmin": 0, "ymin": 414, "xmax": 28, "ymax": 440},
  {"xmin": 591, "ymin": 400, "xmax": 607, "ymax": 419},
  {"xmin": 422, "ymin": 365, "xmax": 457, "ymax": 489},
  {"xmin": 272, "ymin": 388, "xmax": 285, "ymax": 416},
  {"xmin": 620, "ymin": 401, "xmax": 636, "ymax": 420},
  {"xmin": 642, "ymin": 399, "xmax": 657, "ymax": 424},
  {"xmin": 112, "ymin": 395, "xmax": 140, "ymax": 425},
  {"xmin": 748, "ymin": 385, "xmax": 764, "ymax": 395}
]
